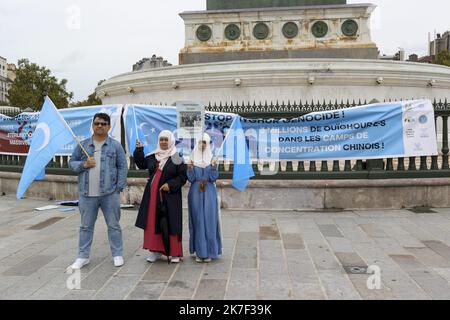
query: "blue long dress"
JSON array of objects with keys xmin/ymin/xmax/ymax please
[{"xmin": 187, "ymin": 165, "xmax": 222, "ymax": 259}]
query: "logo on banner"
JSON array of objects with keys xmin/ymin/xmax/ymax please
[
  {"xmin": 404, "ymin": 117, "xmax": 416, "ymax": 125},
  {"xmin": 419, "ymin": 115, "xmax": 428, "ymax": 125},
  {"xmin": 414, "ymin": 142, "xmax": 424, "ymax": 152}
]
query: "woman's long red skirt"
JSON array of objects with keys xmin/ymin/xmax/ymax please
[{"xmin": 143, "ymin": 168, "xmax": 183, "ymax": 257}]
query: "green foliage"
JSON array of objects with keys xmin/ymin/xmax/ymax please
[
  {"xmin": 70, "ymin": 80, "xmax": 105, "ymax": 107},
  {"xmin": 7, "ymin": 59, "xmax": 74, "ymax": 110},
  {"xmin": 434, "ymin": 50, "xmax": 450, "ymax": 67},
  {"xmin": 71, "ymin": 92, "xmax": 102, "ymax": 107}
]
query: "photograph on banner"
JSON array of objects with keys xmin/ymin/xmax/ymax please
[
  {"xmin": 123, "ymin": 104, "xmax": 235, "ymax": 158},
  {"xmin": 0, "ymin": 112, "xmax": 39, "ymax": 155},
  {"xmin": 175, "ymin": 101, "xmax": 205, "ymax": 141},
  {"xmin": 0, "ymin": 105, "xmax": 122, "ymax": 156},
  {"xmin": 240, "ymin": 100, "xmax": 438, "ymax": 162}
]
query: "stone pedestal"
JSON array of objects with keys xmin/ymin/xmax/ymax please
[
  {"xmin": 97, "ymin": 59, "xmax": 450, "ymax": 105},
  {"xmin": 3, "ymin": 172, "xmax": 450, "ymax": 210},
  {"xmin": 179, "ymin": 4, "xmax": 378, "ymax": 64}
]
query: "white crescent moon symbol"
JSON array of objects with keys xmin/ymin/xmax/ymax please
[
  {"xmin": 139, "ymin": 123, "xmax": 151, "ymax": 136},
  {"xmin": 35, "ymin": 123, "xmax": 50, "ymax": 151}
]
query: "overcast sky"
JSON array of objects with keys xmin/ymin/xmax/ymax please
[{"xmin": 1, "ymin": 0, "xmax": 449, "ymax": 101}]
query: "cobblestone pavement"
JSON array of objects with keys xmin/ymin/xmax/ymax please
[{"xmin": 1, "ymin": 195, "xmax": 450, "ymax": 300}]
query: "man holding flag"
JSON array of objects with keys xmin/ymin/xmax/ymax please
[{"xmin": 69, "ymin": 113, "xmax": 128, "ymax": 269}]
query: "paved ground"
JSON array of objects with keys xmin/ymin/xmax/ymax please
[{"xmin": 1, "ymin": 195, "xmax": 450, "ymax": 300}]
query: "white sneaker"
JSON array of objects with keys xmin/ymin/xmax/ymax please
[
  {"xmin": 170, "ymin": 257, "xmax": 181, "ymax": 264},
  {"xmin": 146, "ymin": 252, "xmax": 162, "ymax": 263},
  {"xmin": 113, "ymin": 256, "xmax": 124, "ymax": 267},
  {"xmin": 70, "ymin": 258, "xmax": 90, "ymax": 270}
]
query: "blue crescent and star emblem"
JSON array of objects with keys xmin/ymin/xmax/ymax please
[{"xmin": 34, "ymin": 122, "xmax": 51, "ymax": 151}]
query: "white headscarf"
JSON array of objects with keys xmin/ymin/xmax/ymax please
[
  {"xmin": 191, "ymin": 133, "xmax": 213, "ymax": 168},
  {"xmin": 151, "ymin": 130, "xmax": 177, "ymax": 170}
]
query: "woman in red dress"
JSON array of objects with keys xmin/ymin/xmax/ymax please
[{"xmin": 134, "ymin": 130, "xmax": 187, "ymax": 263}]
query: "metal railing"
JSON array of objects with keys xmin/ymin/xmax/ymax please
[
  {"xmin": 0, "ymin": 108, "xmax": 21, "ymax": 117},
  {"xmin": 1, "ymin": 99, "xmax": 449, "ymax": 180}
]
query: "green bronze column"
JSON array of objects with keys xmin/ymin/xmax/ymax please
[{"xmin": 207, "ymin": 0, "xmax": 347, "ymax": 10}]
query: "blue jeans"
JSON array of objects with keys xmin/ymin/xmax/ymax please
[{"xmin": 78, "ymin": 192, "xmax": 123, "ymax": 259}]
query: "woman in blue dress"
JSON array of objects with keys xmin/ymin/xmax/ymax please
[{"xmin": 187, "ymin": 133, "xmax": 222, "ymax": 263}]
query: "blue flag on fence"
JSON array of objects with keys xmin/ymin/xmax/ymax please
[
  {"xmin": 124, "ymin": 105, "xmax": 177, "ymax": 156},
  {"xmin": 127, "ymin": 105, "xmax": 148, "ymax": 155},
  {"xmin": 16, "ymin": 97, "xmax": 75, "ymax": 199},
  {"xmin": 221, "ymin": 116, "xmax": 255, "ymax": 192}
]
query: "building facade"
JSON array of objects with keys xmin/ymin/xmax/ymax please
[
  {"xmin": 7, "ymin": 63, "xmax": 16, "ymax": 82},
  {"xmin": 430, "ymin": 31, "xmax": 450, "ymax": 56},
  {"xmin": 0, "ymin": 56, "xmax": 12, "ymax": 104},
  {"xmin": 133, "ymin": 55, "xmax": 172, "ymax": 72}
]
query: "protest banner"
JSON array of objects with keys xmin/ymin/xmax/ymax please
[{"xmin": 0, "ymin": 105, "xmax": 122, "ymax": 155}]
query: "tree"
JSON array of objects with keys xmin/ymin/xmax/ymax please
[
  {"xmin": 434, "ymin": 50, "xmax": 450, "ymax": 67},
  {"xmin": 70, "ymin": 80, "xmax": 105, "ymax": 107},
  {"xmin": 7, "ymin": 59, "xmax": 74, "ymax": 110}
]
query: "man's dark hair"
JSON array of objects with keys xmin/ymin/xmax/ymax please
[{"xmin": 93, "ymin": 113, "xmax": 111, "ymax": 125}]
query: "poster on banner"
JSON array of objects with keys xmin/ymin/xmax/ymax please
[
  {"xmin": 0, "ymin": 105, "xmax": 122, "ymax": 155},
  {"xmin": 0, "ymin": 112, "xmax": 39, "ymax": 155},
  {"xmin": 123, "ymin": 104, "xmax": 235, "ymax": 158},
  {"xmin": 240, "ymin": 100, "xmax": 438, "ymax": 161},
  {"xmin": 175, "ymin": 101, "xmax": 205, "ymax": 140}
]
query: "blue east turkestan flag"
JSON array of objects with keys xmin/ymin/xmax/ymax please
[
  {"xmin": 125, "ymin": 105, "xmax": 177, "ymax": 155},
  {"xmin": 16, "ymin": 97, "xmax": 75, "ymax": 199},
  {"xmin": 127, "ymin": 105, "xmax": 148, "ymax": 155},
  {"xmin": 221, "ymin": 116, "xmax": 255, "ymax": 192}
]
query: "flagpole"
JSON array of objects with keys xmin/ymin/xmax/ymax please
[
  {"xmin": 133, "ymin": 105, "xmax": 139, "ymax": 141},
  {"xmin": 216, "ymin": 115, "xmax": 238, "ymax": 161},
  {"xmin": 49, "ymin": 97, "xmax": 91, "ymax": 158},
  {"xmin": 72, "ymin": 133, "xmax": 91, "ymax": 158}
]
